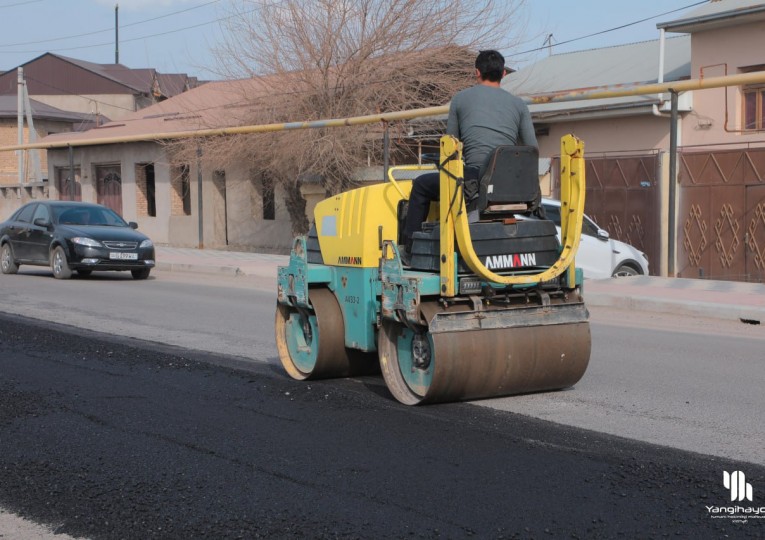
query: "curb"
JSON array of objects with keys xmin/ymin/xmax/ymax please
[
  {"xmin": 153, "ymin": 257, "xmax": 765, "ymax": 325},
  {"xmin": 156, "ymin": 262, "xmax": 243, "ymax": 277},
  {"xmin": 585, "ymin": 291, "xmax": 764, "ymax": 324}
]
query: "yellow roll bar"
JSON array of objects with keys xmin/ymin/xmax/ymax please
[
  {"xmin": 386, "ymin": 164, "xmax": 436, "ymax": 199},
  {"xmin": 437, "ymin": 134, "xmax": 586, "ymax": 295}
]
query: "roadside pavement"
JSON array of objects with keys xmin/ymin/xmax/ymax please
[{"xmin": 155, "ymin": 246, "xmax": 765, "ymax": 325}]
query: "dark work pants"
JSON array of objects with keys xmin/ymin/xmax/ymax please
[{"xmin": 402, "ymin": 167, "xmax": 479, "ymax": 249}]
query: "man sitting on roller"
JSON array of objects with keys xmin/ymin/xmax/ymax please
[{"xmin": 401, "ymin": 49, "xmax": 538, "ymax": 262}]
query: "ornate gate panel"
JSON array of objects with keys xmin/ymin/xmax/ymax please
[
  {"xmin": 745, "ymin": 185, "xmax": 765, "ymax": 282},
  {"xmin": 678, "ymin": 148, "xmax": 765, "ymax": 281},
  {"xmin": 553, "ymin": 153, "xmax": 660, "ymax": 274}
]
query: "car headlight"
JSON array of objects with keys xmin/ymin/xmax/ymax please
[
  {"xmin": 72, "ymin": 237, "xmax": 103, "ymax": 248},
  {"xmin": 139, "ymin": 239, "xmax": 153, "ymax": 249}
]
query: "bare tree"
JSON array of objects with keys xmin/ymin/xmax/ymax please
[{"xmin": 196, "ymin": 0, "xmax": 528, "ymax": 234}]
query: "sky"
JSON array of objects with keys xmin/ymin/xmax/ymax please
[{"xmin": 0, "ymin": 0, "xmax": 708, "ymax": 79}]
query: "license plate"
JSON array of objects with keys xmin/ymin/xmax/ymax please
[{"xmin": 109, "ymin": 252, "xmax": 138, "ymax": 260}]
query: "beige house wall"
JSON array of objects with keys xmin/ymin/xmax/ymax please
[
  {"xmin": 44, "ymin": 142, "xmax": 296, "ymax": 251},
  {"xmin": 536, "ymin": 114, "xmax": 672, "ymax": 158},
  {"xmin": 680, "ymin": 22, "xmax": 765, "ymax": 147},
  {"xmin": 0, "ymin": 118, "xmax": 67, "ymax": 185}
]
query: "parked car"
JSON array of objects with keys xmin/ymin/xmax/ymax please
[
  {"xmin": 540, "ymin": 198, "xmax": 649, "ymax": 279},
  {"xmin": 0, "ymin": 201, "xmax": 155, "ymax": 280}
]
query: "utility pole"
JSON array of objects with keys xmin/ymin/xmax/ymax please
[
  {"xmin": 115, "ymin": 4, "xmax": 119, "ymax": 64},
  {"xmin": 21, "ymin": 78, "xmax": 41, "ymax": 183},
  {"xmin": 197, "ymin": 145, "xmax": 204, "ymax": 249},
  {"xmin": 17, "ymin": 68, "xmax": 24, "ymax": 184},
  {"xmin": 543, "ymin": 34, "xmax": 554, "ymax": 56}
]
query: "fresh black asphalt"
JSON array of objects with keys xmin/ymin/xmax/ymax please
[{"xmin": 0, "ymin": 312, "xmax": 761, "ymax": 539}]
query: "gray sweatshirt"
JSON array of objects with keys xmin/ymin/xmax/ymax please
[{"xmin": 447, "ymin": 84, "xmax": 537, "ymax": 175}]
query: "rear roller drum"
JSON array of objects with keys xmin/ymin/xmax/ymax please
[{"xmin": 275, "ymin": 287, "xmax": 361, "ymax": 380}]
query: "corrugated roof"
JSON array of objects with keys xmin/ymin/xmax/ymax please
[
  {"xmin": 52, "ymin": 54, "xmax": 148, "ymax": 93},
  {"xmin": 0, "ymin": 95, "xmax": 95, "ymax": 123},
  {"xmin": 40, "ymin": 77, "xmax": 268, "ymax": 145},
  {"xmin": 502, "ymin": 36, "xmax": 690, "ymax": 118},
  {"xmin": 3, "ymin": 54, "xmax": 204, "ymax": 98},
  {"xmin": 658, "ymin": 0, "xmax": 765, "ymax": 32},
  {"xmin": 504, "ymin": 36, "xmax": 690, "ymax": 95},
  {"xmin": 156, "ymin": 73, "xmax": 190, "ymax": 98}
]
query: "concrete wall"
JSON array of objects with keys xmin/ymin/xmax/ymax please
[
  {"xmin": 0, "ymin": 183, "xmax": 46, "ymax": 220},
  {"xmin": 215, "ymin": 161, "xmax": 294, "ymax": 251}
]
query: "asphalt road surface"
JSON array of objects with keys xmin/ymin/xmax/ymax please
[
  {"xmin": 1, "ymin": 312, "xmax": 763, "ymax": 539},
  {"xmin": 1, "ymin": 269, "xmax": 764, "ymax": 466}
]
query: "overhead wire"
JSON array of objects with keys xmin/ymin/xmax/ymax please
[
  {"xmin": 0, "ymin": 0, "xmax": 279, "ymax": 54},
  {"xmin": 0, "ymin": 0, "xmax": 221, "ymax": 48},
  {"xmin": 506, "ymin": 0, "xmax": 708, "ymax": 57},
  {"xmin": 7, "ymin": 0, "xmax": 709, "ymax": 126},
  {"xmin": 0, "ymin": 0, "xmax": 43, "ymax": 9}
]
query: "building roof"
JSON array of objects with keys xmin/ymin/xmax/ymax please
[
  {"xmin": 40, "ymin": 77, "xmax": 266, "ymax": 146},
  {"xmin": 53, "ymin": 54, "xmax": 200, "ymax": 98},
  {"xmin": 0, "ymin": 53, "xmax": 203, "ymax": 98},
  {"xmin": 0, "ymin": 95, "xmax": 96, "ymax": 124},
  {"xmin": 503, "ymin": 36, "xmax": 691, "ymax": 120},
  {"xmin": 658, "ymin": 0, "xmax": 765, "ymax": 33},
  {"xmin": 156, "ymin": 73, "xmax": 190, "ymax": 98}
]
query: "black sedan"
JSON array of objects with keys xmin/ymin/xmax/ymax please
[{"xmin": 0, "ymin": 201, "xmax": 155, "ymax": 280}]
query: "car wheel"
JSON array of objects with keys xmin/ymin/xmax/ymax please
[
  {"xmin": 77, "ymin": 269, "xmax": 93, "ymax": 277},
  {"xmin": 612, "ymin": 264, "xmax": 640, "ymax": 277},
  {"xmin": 50, "ymin": 246, "xmax": 72, "ymax": 279},
  {"xmin": 131, "ymin": 268, "xmax": 151, "ymax": 280},
  {"xmin": 1, "ymin": 243, "xmax": 19, "ymax": 274}
]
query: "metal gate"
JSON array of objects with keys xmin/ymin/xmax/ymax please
[
  {"xmin": 553, "ymin": 153, "xmax": 661, "ymax": 274},
  {"xmin": 678, "ymin": 147, "xmax": 765, "ymax": 282},
  {"xmin": 96, "ymin": 165, "xmax": 123, "ymax": 215}
]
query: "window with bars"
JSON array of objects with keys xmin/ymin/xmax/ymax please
[
  {"xmin": 743, "ymin": 85, "xmax": 765, "ymax": 130},
  {"xmin": 742, "ymin": 65, "xmax": 765, "ymax": 131},
  {"xmin": 181, "ymin": 165, "xmax": 191, "ymax": 216}
]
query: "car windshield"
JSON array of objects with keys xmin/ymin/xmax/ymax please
[
  {"xmin": 543, "ymin": 203, "xmax": 602, "ymax": 238},
  {"xmin": 54, "ymin": 206, "xmax": 128, "ymax": 227}
]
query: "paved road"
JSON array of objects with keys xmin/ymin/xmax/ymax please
[
  {"xmin": 1, "ymin": 313, "xmax": 762, "ymax": 539},
  {"xmin": 1, "ymin": 269, "xmax": 764, "ymax": 467}
]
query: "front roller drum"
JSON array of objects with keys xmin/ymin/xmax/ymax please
[
  {"xmin": 275, "ymin": 287, "xmax": 361, "ymax": 380},
  {"xmin": 379, "ymin": 317, "xmax": 591, "ymax": 405}
]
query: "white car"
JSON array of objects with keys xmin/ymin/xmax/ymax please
[{"xmin": 540, "ymin": 199, "xmax": 649, "ymax": 279}]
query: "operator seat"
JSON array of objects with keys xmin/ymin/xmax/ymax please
[{"xmin": 467, "ymin": 145, "xmax": 542, "ymax": 219}]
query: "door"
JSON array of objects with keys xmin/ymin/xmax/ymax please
[
  {"xmin": 8, "ymin": 204, "xmax": 37, "ymax": 260},
  {"xmin": 57, "ymin": 167, "xmax": 82, "ymax": 201},
  {"xmin": 575, "ymin": 215, "xmax": 614, "ymax": 279},
  {"xmin": 96, "ymin": 166, "xmax": 123, "ymax": 215},
  {"xmin": 27, "ymin": 203, "xmax": 53, "ymax": 263}
]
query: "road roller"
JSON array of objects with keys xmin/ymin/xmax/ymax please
[{"xmin": 275, "ymin": 134, "xmax": 591, "ymax": 405}]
